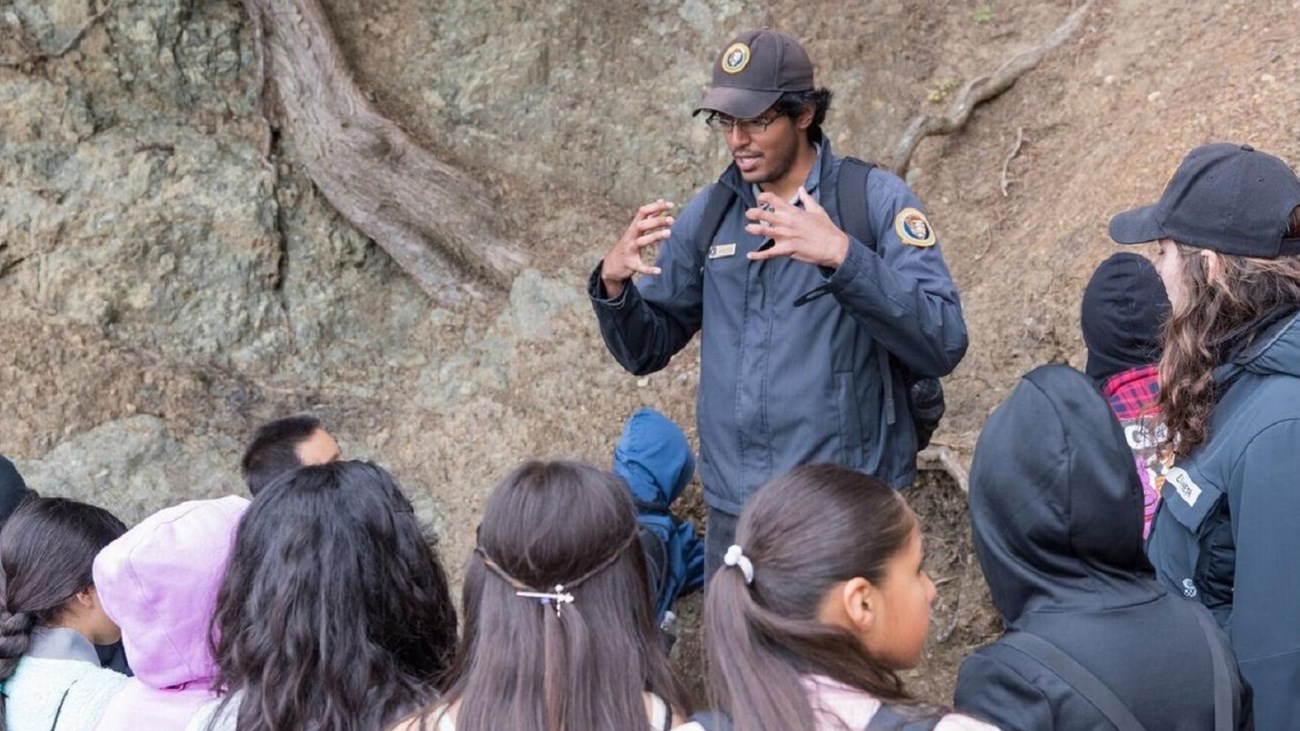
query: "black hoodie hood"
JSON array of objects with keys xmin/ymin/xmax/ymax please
[
  {"xmin": 969, "ymin": 364, "xmax": 1160, "ymax": 624},
  {"xmin": 0, "ymin": 455, "xmax": 32, "ymax": 527}
]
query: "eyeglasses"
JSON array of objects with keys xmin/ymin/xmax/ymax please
[{"xmin": 705, "ymin": 112, "xmax": 783, "ymax": 135}]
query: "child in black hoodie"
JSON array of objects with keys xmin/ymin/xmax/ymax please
[{"xmin": 953, "ymin": 365, "xmax": 1250, "ymax": 730}]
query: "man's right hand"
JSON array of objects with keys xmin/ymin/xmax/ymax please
[{"xmin": 600, "ymin": 200, "xmax": 675, "ymax": 300}]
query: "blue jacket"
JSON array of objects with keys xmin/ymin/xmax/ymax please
[
  {"xmin": 1146, "ymin": 308, "xmax": 1300, "ymax": 731},
  {"xmin": 955, "ymin": 365, "xmax": 1249, "ymax": 731},
  {"xmin": 613, "ymin": 408, "xmax": 705, "ymax": 622},
  {"xmin": 589, "ymin": 139, "xmax": 968, "ymax": 513}
]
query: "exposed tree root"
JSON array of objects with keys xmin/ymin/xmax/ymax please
[
  {"xmin": 918, "ymin": 444, "xmax": 971, "ymax": 495},
  {"xmin": 241, "ymin": 0, "xmax": 529, "ymax": 304},
  {"xmin": 1000, "ymin": 126, "xmax": 1026, "ymax": 197},
  {"xmin": 887, "ymin": 0, "xmax": 1094, "ymax": 177}
]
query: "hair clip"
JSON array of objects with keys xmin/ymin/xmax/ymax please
[
  {"xmin": 516, "ymin": 585, "xmax": 575, "ymax": 617},
  {"xmin": 724, "ymin": 544, "xmax": 754, "ymax": 585}
]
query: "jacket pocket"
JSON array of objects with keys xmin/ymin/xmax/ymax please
[
  {"xmin": 834, "ymin": 372, "xmax": 863, "ymax": 466},
  {"xmin": 1160, "ymin": 466, "xmax": 1233, "ymax": 611}
]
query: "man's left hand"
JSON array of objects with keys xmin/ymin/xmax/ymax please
[{"xmin": 744, "ymin": 187, "xmax": 850, "ymax": 269}]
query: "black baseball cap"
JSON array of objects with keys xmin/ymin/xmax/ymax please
[
  {"xmin": 693, "ymin": 29, "xmax": 814, "ymax": 119},
  {"xmin": 1109, "ymin": 143, "xmax": 1300, "ymax": 258}
]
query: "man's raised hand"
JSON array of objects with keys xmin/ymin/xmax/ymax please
[
  {"xmin": 600, "ymin": 200, "xmax": 675, "ymax": 299},
  {"xmin": 743, "ymin": 188, "xmax": 849, "ymax": 269}
]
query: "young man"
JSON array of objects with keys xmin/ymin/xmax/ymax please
[
  {"xmin": 589, "ymin": 29, "xmax": 967, "ymax": 575},
  {"xmin": 240, "ymin": 415, "xmax": 341, "ymax": 495}
]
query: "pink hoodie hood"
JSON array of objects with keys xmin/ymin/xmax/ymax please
[{"xmin": 92, "ymin": 496, "xmax": 248, "ymax": 730}]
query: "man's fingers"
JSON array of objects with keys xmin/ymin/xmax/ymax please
[
  {"xmin": 635, "ymin": 215, "xmax": 675, "ymax": 234},
  {"xmin": 635, "ymin": 200, "xmax": 675, "ymax": 220},
  {"xmin": 755, "ymin": 192, "xmax": 798, "ymax": 213},
  {"xmin": 631, "ymin": 261, "xmax": 663, "ymax": 276},
  {"xmin": 746, "ymin": 244, "xmax": 788, "ymax": 262},
  {"xmin": 634, "ymin": 227, "xmax": 672, "ymax": 249},
  {"xmin": 796, "ymin": 186, "xmax": 824, "ymax": 213},
  {"xmin": 744, "ymin": 222, "xmax": 794, "ymax": 240}
]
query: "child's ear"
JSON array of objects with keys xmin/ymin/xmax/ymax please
[
  {"xmin": 74, "ymin": 586, "xmax": 99, "ymax": 610},
  {"xmin": 842, "ymin": 577, "xmax": 876, "ymax": 633}
]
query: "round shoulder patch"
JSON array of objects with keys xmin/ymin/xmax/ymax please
[
  {"xmin": 894, "ymin": 207, "xmax": 936, "ymax": 247},
  {"xmin": 721, "ymin": 43, "xmax": 751, "ymax": 74}
]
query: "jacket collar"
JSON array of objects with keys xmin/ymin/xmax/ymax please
[
  {"xmin": 1214, "ymin": 307, "xmax": 1300, "ymax": 387},
  {"xmin": 27, "ymin": 626, "xmax": 101, "ymax": 665}
]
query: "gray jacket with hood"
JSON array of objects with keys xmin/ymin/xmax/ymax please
[
  {"xmin": 1145, "ymin": 308, "xmax": 1300, "ymax": 731},
  {"xmin": 589, "ymin": 138, "xmax": 967, "ymax": 513},
  {"xmin": 954, "ymin": 365, "xmax": 1250, "ymax": 731}
]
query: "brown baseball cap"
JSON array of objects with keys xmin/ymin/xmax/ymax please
[{"xmin": 693, "ymin": 29, "xmax": 815, "ymax": 119}]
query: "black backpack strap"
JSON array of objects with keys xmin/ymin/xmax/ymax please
[
  {"xmin": 696, "ymin": 183, "xmax": 738, "ymax": 259},
  {"xmin": 1001, "ymin": 631, "xmax": 1147, "ymax": 731},
  {"xmin": 835, "ymin": 156, "xmax": 878, "ymax": 252},
  {"xmin": 638, "ymin": 526, "xmax": 670, "ymax": 607},
  {"xmin": 792, "ymin": 157, "xmax": 875, "ymax": 308},
  {"xmin": 50, "ymin": 679, "xmax": 77, "ymax": 731},
  {"xmin": 1192, "ymin": 608, "xmax": 1234, "ymax": 731},
  {"xmin": 864, "ymin": 703, "xmax": 943, "ymax": 731}
]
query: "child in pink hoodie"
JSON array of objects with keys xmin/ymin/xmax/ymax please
[{"xmin": 91, "ymin": 496, "xmax": 249, "ymax": 731}]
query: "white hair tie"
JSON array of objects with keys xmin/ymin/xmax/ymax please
[{"xmin": 723, "ymin": 544, "xmax": 754, "ymax": 585}]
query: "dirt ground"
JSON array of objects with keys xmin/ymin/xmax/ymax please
[{"xmin": 5, "ymin": 0, "xmax": 1300, "ymax": 716}]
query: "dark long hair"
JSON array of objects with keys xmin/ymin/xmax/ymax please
[
  {"xmin": 432, "ymin": 460, "xmax": 689, "ymax": 731},
  {"xmin": 208, "ymin": 460, "xmax": 457, "ymax": 731},
  {"xmin": 1158, "ymin": 207, "xmax": 1300, "ymax": 456},
  {"xmin": 772, "ymin": 88, "xmax": 833, "ymax": 143},
  {"xmin": 704, "ymin": 464, "xmax": 921, "ymax": 731},
  {"xmin": 0, "ymin": 496, "xmax": 126, "ymax": 727}
]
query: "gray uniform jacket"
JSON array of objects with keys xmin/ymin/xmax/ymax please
[
  {"xmin": 588, "ymin": 138, "xmax": 968, "ymax": 513},
  {"xmin": 1145, "ymin": 308, "xmax": 1300, "ymax": 731}
]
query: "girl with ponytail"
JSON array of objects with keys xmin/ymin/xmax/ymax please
[
  {"xmin": 0, "ymin": 496, "xmax": 127, "ymax": 731},
  {"xmin": 686, "ymin": 464, "xmax": 995, "ymax": 731},
  {"xmin": 398, "ymin": 460, "xmax": 690, "ymax": 731}
]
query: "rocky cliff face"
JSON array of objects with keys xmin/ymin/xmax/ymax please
[{"xmin": 1, "ymin": 0, "xmax": 992, "ymax": 522}]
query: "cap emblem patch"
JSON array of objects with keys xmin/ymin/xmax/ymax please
[
  {"xmin": 894, "ymin": 208, "xmax": 936, "ymax": 247},
  {"xmin": 721, "ymin": 43, "xmax": 751, "ymax": 74}
]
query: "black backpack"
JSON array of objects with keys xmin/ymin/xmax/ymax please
[
  {"xmin": 691, "ymin": 703, "xmax": 943, "ymax": 731},
  {"xmin": 695, "ymin": 158, "xmax": 945, "ymax": 449}
]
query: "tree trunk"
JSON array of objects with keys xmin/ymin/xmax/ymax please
[{"xmin": 243, "ymin": 0, "xmax": 528, "ymax": 303}]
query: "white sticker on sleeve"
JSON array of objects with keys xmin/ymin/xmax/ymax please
[{"xmin": 1165, "ymin": 467, "xmax": 1203, "ymax": 507}]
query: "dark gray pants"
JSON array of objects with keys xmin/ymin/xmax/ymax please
[{"xmin": 703, "ymin": 506, "xmax": 740, "ymax": 584}]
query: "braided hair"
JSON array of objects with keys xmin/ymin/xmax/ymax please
[
  {"xmin": 429, "ymin": 460, "xmax": 690, "ymax": 731},
  {"xmin": 0, "ymin": 496, "xmax": 126, "ymax": 726}
]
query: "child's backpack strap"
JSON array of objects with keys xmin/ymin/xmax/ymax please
[
  {"xmin": 1001, "ymin": 630, "xmax": 1147, "ymax": 731},
  {"xmin": 864, "ymin": 703, "xmax": 943, "ymax": 731},
  {"xmin": 1192, "ymin": 608, "xmax": 1235, "ymax": 731}
]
